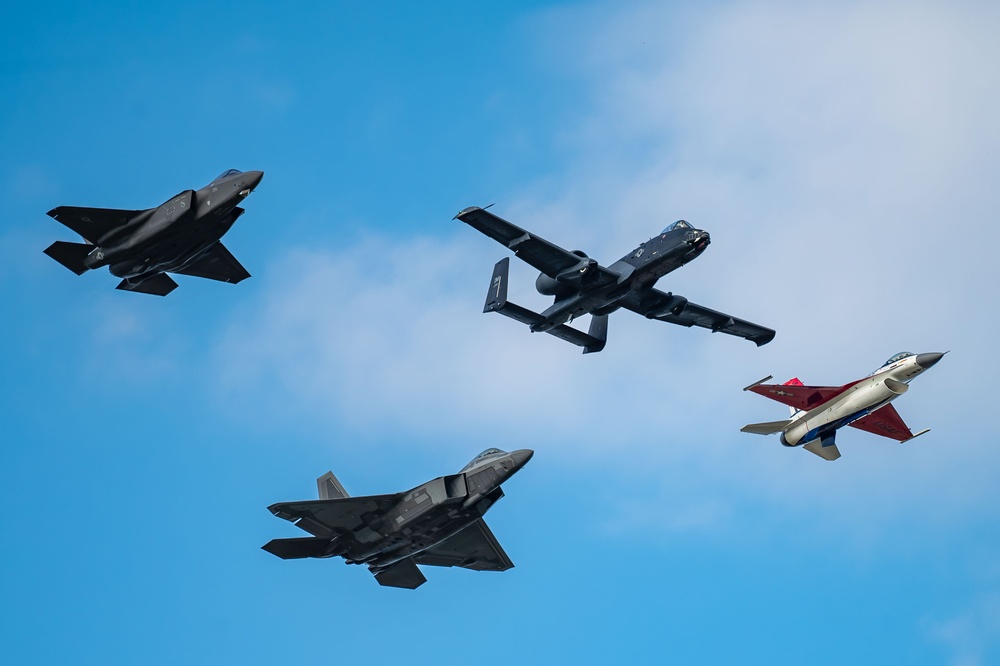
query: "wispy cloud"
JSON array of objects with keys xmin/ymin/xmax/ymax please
[{"xmin": 206, "ymin": 0, "xmax": 999, "ymax": 541}]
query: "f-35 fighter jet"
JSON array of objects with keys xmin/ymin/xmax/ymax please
[
  {"xmin": 263, "ymin": 448, "xmax": 533, "ymax": 589},
  {"xmin": 456, "ymin": 206, "xmax": 775, "ymax": 353},
  {"xmin": 43, "ymin": 169, "xmax": 263, "ymax": 296}
]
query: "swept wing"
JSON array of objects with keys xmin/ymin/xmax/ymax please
[
  {"xmin": 414, "ymin": 518, "xmax": 514, "ymax": 572},
  {"xmin": 267, "ymin": 495, "xmax": 399, "ymax": 538},
  {"xmin": 746, "ymin": 379, "xmax": 864, "ymax": 411},
  {"xmin": 849, "ymin": 404, "xmax": 921, "ymax": 441},
  {"xmin": 173, "ymin": 242, "xmax": 250, "ymax": 284},
  {"xmin": 47, "ymin": 206, "xmax": 146, "ymax": 244}
]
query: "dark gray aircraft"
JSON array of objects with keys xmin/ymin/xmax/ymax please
[
  {"xmin": 43, "ymin": 169, "xmax": 264, "ymax": 296},
  {"xmin": 456, "ymin": 206, "xmax": 775, "ymax": 353},
  {"xmin": 263, "ymin": 448, "xmax": 533, "ymax": 589}
]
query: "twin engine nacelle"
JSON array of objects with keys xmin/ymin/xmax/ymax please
[{"xmin": 535, "ymin": 250, "xmax": 597, "ymax": 296}]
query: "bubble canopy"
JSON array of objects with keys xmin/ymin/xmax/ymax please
[{"xmin": 662, "ymin": 220, "xmax": 692, "ymax": 234}]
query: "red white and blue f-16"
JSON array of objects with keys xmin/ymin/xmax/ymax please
[{"xmin": 741, "ymin": 351, "xmax": 946, "ymax": 461}]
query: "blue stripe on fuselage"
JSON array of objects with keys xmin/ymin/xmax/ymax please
[{"xmin": 800, "ymin": 408, "xmax": 871, "ymax": 445}]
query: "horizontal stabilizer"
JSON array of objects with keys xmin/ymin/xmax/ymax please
[
  {"xmin": 116, "ymin": 273, "xmax": 178, "ymax": 296},
  {"xmin": 373, "ymin": 558, "xmax": 426, "ymax": 589},
  {"xmin": 43, "ymin": 241, "xmax": 92, "ymax": 275},
  {"xmin": 740, "ymin": 419, "xmax": 794, "ymax": 435},
  {"xmin": 803, "ymin": 440, "xmax": 841, "ymax": 461},
  {"xmin": 261, "ymin": 536, "xmax": 332, "ymax": 559}
]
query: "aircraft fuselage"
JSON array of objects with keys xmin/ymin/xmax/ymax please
[
  {"xmin": 780, "ymin": 353, "xmax": 943, "ymax": 447},
  {"xmin": 80, "ymin": 170, "xmax": 263, "ymax": 281},
  {"xmin": 333, "ymin": 449, "xmax": 533, "ymax": 570},
  {"xmin": 533, "ymin": 225, "xmax": 710, "ymax": 331}
]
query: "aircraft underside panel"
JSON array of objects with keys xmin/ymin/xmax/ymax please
[
  {"xmin": 116, "ymin": 273, "xmax": 178, "ymax": 296},
  {"xmin": 848, "ymin": 404, "xmax": 914, "ymax": 441},
  {"xmin": 413, "ymin": 518, "xmax": 514, "ymax": 571},
  {"xmin": 373, "ymin": 558, "xmax": 427, "ymax": 589},
  {"xmin": 173, "ymin": 241, "xmax": 251, "ymax": 284}
]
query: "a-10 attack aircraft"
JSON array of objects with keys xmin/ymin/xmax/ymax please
[
  {"xmin": 262, "ymin": 448, "xmax": 533, "ymax": 589},
  {"xmin": 455, "ymin": 206, "xmax": 775, "ymax": 353},
  {"xmin": 741, "ymin": 351, "xmax": 946, "ymax": 460},
  {"xmin": 43, "ymin": 169, "xmax": 264, "ymax": 296}
]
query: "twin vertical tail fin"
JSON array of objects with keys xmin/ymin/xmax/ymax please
[
  {"xmin": 483, "ymin": 257, "xmax": 608, "ymax": 354},
  {"xmin": 317, "ymin": 471, "xmax": 349, "ymax": 499}
]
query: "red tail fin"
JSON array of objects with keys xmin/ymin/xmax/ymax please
[{"xmin": 783, "ymin": 378, "xmax": 804, "ymax": 386}]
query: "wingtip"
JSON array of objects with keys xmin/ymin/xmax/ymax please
[
  {"xmin": 454, "ymin": 205, "xmax": 482, "ymax": 220},
  {"xmin": 754, "ymin": 330, "xmax": 776, "ymax": 347}
]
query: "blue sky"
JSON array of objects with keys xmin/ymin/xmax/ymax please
[{"xmin": 3, "ymin": 1, "xmax": 999, "ymax": 664}]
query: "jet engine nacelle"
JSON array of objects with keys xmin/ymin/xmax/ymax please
[{"xmin": 535, "ymin": 250, "xmax": 597, "ymax": 296}]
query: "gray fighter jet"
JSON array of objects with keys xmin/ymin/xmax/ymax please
[
  {"xmin": 43, "ymin": 169, "xmax": 263, "ymax": 296},
  {"xmin": 456, "ymin": 206, "xmax": 775, "ymax": 353},
  {"xmin": 263, "ymin": 448, "xmax": 533, "ymax": 589}
]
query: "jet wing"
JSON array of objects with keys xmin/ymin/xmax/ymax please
[
  {"xmin": 267, "ymin": 495, "xmax": 399, "ymax": 538},
  {"xmin": 849, "ymin": 404, "xmax": 916, "ymax": 441},
  {"xmin": 173, "ymin": 242, "xmax": 250, "ymax": 284},
  {"xmin": 628, "ymin": 288, "xmax": 775, "ymax": 346},
  {"xmin": 456, "ymin": 206, "xmax": 618, "ymax": 286},
  {"xmin": 414, "ymin": 518, "xmax": 514, "ymax": 572},
  {"xmin": 48, "ymin": 206, "xmax": 147, "ymax": 244},
  {"xmin": 746, "ymin": 379, "xmax": 863, "ymax": 411}
]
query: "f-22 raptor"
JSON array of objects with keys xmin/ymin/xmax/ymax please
[
  {"xmin": 456, "ymin": 206, "xmax": 775, "ymax": 353},
  {"xmin": 263, "ymin": 448, "xmax": 533, "ymax": 589},
  {"xmin": 44, "ymin": 169, "xmax": 263, "ymax": 296}
]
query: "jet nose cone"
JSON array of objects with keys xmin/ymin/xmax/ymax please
[
  {"xmin": 246, "ymin": 170, "xmax": 264, "ymax": 190},
  {"xmin": 915, "ymin": 352, "xmax": 947, "ymax": 370},
  {"xmin": 510, "ymin": 449, "xmax": 534, "ymax": 472}
]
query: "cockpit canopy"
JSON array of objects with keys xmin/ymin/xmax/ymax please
[
  {"xmin": 882, "ymin": 351, "xmax": 914, "ymax": 367},
  {"xmin": 461, "ymin": 447, "xmax": 505, "ymax": 472},
  {"xmin": 662, "ymin": 220, "xmax": 692, "ymax": 234},
  {"xmin": 211, "ymin": 169, "xmax": 243, "ymax": 184}
]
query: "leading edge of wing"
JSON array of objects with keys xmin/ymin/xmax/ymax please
[
  {"xmin": 455, "ymin": 205, "xmax": 587, "ymax": 278},
  {"xmin": 48, "ymin": 206, "xmax": 146, "ymax": 244},
  {"xmin": 267, "ymin": 494, "xmax": 399, "ymax": 536},
  {"xmin": 746, "ymin": 379, "xmax": 864, "ymax": 411}
]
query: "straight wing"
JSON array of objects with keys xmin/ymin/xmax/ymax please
[
  {"xmin": 746, "ymin": 379, "xmax": 863, "ymax": 411},
  {"xmin": 48, "ymin": 206, "xmax": 146, "ymax": 244},
  {"xmin": 627, "ymin": 287, "xmax": 775, "ymax": 346},
  {"xmin": 456, "ymin": 206, "xmax": 617, "ymax": 287},
  {"xmin": 414, "ymin": 518, "xmax": 514, "ymax": 572},
  {"xmin": 849, "ymin": 404, "xmax": 915, "ymax": 441},
  {"xmin": 173, "ymin": 242, "xmax": 250, "ymax": 284},
  {"xmin": 268, "ymin": 495, "xmax": 399, "ymax": 538}
]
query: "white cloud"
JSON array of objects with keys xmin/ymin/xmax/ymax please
[
  {"xmin": 210, "ymin": 0, "xmax": 1000, "ymax": 541},
  {"xmin": 924, "ymin": 594, "xmax": 1000, "ymax": 666}
]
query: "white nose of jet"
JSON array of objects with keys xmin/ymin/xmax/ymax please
[{"xmin": 915, "ymin": 352, "xmax": 946, "ymax": 370}]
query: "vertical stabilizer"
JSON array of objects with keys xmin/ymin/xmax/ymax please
[
  {"xmin": 783, "ymin": 378, "xmax": 804, "ymax": 417},
  {"xmin": 317, "ymin": 471, "xmax": 349, "ymax": 499}
]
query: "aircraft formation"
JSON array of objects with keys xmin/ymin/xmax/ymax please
[{"xmin": 41, "ymin": 171, "xmax": 946, "ymax": 588}]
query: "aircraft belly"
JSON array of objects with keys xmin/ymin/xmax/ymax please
[{"xmin": 364, "ymin": 512, "xmax": 480, "ymax": 568}]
